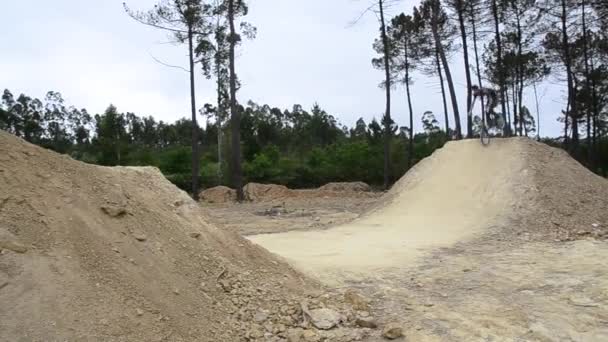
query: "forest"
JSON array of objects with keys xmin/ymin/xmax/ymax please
[{"xmin": 2, "ymin": 0, "xmax": 608, "ymax": 197}]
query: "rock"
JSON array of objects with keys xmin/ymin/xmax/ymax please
[
  {"xmin": 173, "ymin": 288, "xmax": 180, "ymax": 295},
  {"xmin": 254, "ymin": 310, "xmax": 269, "ymax": 323},
  {"xmin": 302, "ymin": 330, "xmax": 320, "ymax": 342},
  {"xmin": 0, "ymin": 281, "xmax": 9, "ymax": 290},
  {"xmin": 344, "ymin": 289, "xmax": 370, "ymax": 311},
  {"xmin": 382, "ymin": 323, "xmax": 403, "ymax": 340},
  {"xmin": 246, "ymin": 326, "xmax": 265, "ymax": 339},
  {"xmin": 0, "ymin": 240, "xmax": 28, "ymax": 253},
  {"xmin": 112, "ymin": 247, "xmax": 120, "ymax": 253},
  {"xmin": 307, "ymin": 308, "xmax": 342, "ymax": 330},
  {"xmin": 592, "ymin": 223, "xmax": 600, "ymax": 228},
  {"xmin": 101, "ymin": 204, "xmax": 128, "ymax": 217},
  {"xmin": 287, "ymin": 329, "xmax": 321, "ymax": 342},
  {"xmin": 136, "ymin": 308, "xmax": 144, "ymax": 316},
  {"xmin": 133, "ymin": 233, "xmax": 147, "ymax": 242},
  {"xmin": 189, "ymin": 232, "xmax": 201, "ymax": 239},
  {"xmin": 355, "ymin": 317, "xmax": 378, "ymax": 329}
]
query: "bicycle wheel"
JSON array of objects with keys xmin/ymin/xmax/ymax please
[{"xmin": 480, "ymin": 123, "xmax": 490, "ymax": 146}]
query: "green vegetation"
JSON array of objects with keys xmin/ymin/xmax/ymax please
[{"xmin": 0, "ymin": 89, "xmax": 453, "ymax": 191}]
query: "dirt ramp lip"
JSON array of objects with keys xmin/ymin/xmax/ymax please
[{"xmin": 249, "ymin": 138, "xmax": 531, "ymax": 283}]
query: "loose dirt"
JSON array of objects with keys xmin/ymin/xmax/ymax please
[
  {"xmin": 0, "ymin": 131, "xmax": 373, "ymax": 342},
  {"xmin": 245, "ymin": 137, "xmax": 608, "ymax": 341}
]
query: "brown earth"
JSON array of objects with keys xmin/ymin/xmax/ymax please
[
  {"xmin": 0, "ymin": 131, "xmax": 375, "ymax": 342},
  {"xmin": 246, "ymin": 138, "xmax": 608, "ymax": 341},
  {"xmin": 200, "ymin": 182, "xmax": 378, "ymax": 205}
]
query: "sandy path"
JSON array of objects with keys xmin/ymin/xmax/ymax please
[{"xmin": 249, "ymin": 139, "xmax": 524, "ymax": 284}]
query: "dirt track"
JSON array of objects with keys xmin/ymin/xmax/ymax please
[
  {"xmin": 2, "ymin": 131, "xmax": 608, "ymax": 341},
  {"xmin": 243, "ymin": 138, "xmax": 608, "ymax": 341}
]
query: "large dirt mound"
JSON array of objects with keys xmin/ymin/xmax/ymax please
[
  {"xmin": 251, "ymin": 138, "xmax": 608, "ymax": 284},
  {"xmin": 0, "ymin": 132, "xmax": 369, "ymax": 341}
]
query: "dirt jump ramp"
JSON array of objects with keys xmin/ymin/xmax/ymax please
[
  {"xmin": 249, "ymin": 138, "xmax": 608, "ymax": 284},
  {"xmin": 0, "ymin": 131, "xmax": 349, "ymax": 341}
]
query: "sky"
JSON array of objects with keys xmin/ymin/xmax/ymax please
[{"xmin": 1, "ymin": 0, "xmax": 568, "ymax": 137}]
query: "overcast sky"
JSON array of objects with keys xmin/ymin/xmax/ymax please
[{"xmin": 1, "ymin": 0, "xmax": 567, "ymax": 136}]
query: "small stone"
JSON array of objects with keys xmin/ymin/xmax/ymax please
[
  {"xmin": 254, "ymin": 310, "xmax": 269, "ymax": 323},
  {"xmin": 99, "ymin": 318, "xmax": 109, "ymax": 326},
  {"xmin": 307, "ymin": 308, "xmax": 342, "ymax": 330},
  {"xmin": 247, "ymin": 326, "xmax": 265, "ymax": 339},
  {"xmin": 101, "ymin": 204, "xmax": 128, "ymax": 217},
  {"xmin": 134, "ymin": 234, "xmax": 147, "ymax": 242},
  {"xmin": 355, "ymin": 317, "xmax": 378, "ymax": 329},
  {"xmin": 112, "ymin": 247, "xmax": 120, "ymax": 253},
  {"xmin": 0, "ymin": 241, "xmax": 28, "ymax": 254},
  {"xmin": 462, "ymin": 268, "xmax": 472, "ymax": 272},
  {"xmin": 173, "ymin": 288, "xmax": 180, "ymax": 295},
  {"xmin": 344, "ymin": 289, "xmax": 370, "ymax": 311},
  {"xmin": 592, "ymin": 223, "xmax": 600, "ymax": 228},
  {"xmin": 382, "ymin": 323, "xmax": 403, "ymax": 340},
  {"xmin": 189, "ymin": 232, "xmax": 201, "ymax": 239},
  {"xmin": 0, "ymin": 281, "xmax": 9, "ymax": 290},
  {"xmin": 136, "ymin": 308, "xmax": 144, "ymax": 316},
  {"xmin": 302, "ymin": 330, "xmax": 320, "ymax": 342}
]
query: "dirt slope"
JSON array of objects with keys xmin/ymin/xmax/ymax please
[
  {"xmin": 0, "ymin": 132, "xmax": 366, "ymax": 341},
  {"xmin": 250, "ymin": 138, "xmax": 608, "ymax": 284}
]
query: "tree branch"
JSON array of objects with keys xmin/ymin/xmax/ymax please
[{"xmin": 149, "ymin": 52, "xmax": 190, "ymax": 73}]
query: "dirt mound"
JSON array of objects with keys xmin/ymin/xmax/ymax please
[
  {"xmin": 517, "ymin": 139, "xmax": 608, "ymax": 240},
  {"xmin": 199, "ymin": 185, "xmax": 236, "ymax": 203},
  {"xmin": 317, "ymin": 182, "xmax": 371, "ymax": 193},
  {"xmin": 0, "ymin": 132, "xmax": 370, "ymax": 341},
  {"xmin": 251, "ymin": 138, "xmax": 608, "ymax": 284},
  {"xmin": 244, "ymin": 182, "xmax": 292, "ymax": 201}
]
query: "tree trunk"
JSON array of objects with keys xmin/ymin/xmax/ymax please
[
  {"xmin": 216, "ymin": 57, "xmax": 223, "ymax": 185},
  {"xmin": 505, "ymin": 85, "xmax": 511, "ymax": 130},
  {"xmin": 561, "ymin": 0, "xmax": 577, "ymax": 147},
  {"xmin": 188, "ymin": 27, "xmax": 200, "ymax": 201},
  {"xmin": 379, "ymin": 0, "xmax": 392, "ymax": 189},
  {"xmin": 533, "ymin": 82, "xmax": 541, "ymax": 139},
  {"xmin": 456, "ymin": 0, "xmax": 473, "ymax": 138},
  {"xmin": 512, "ymin": 82, "xmax": 519, "ymax": 135},
  {"xmin": 216, "ymin": 16, "xmax": 224, "ymax": 185},
  {"xmin": 404, "ymin": 42, "xmax": 414, "ymax": 168},
  {"xmin": 516, "ymin": 11, "xmax": 525, "ymax": 136},
  {"xmin": 470, "ymin": 7, "xmax": 485, "ymax": 117},
  {"xmin": 432, "ymin": 6, "xmax": 462, "ymax": 140},
  {"xmin": 582, "ymin": 0, "xmax": 593, "ymax": 164},
  {"xmin": 491, "ymin": 0, "xmax": 509, "ymax": 136},
  {"xmin": 590, "ymin": 54, "xmax": 599, "ymax": 168},
  {"xmin": 435, "ymin": 49, "xmax": 450, "ymax": 136},
  {"xmin": 228, "ymin": 0, "xmax": 244, "ymax": 201}
]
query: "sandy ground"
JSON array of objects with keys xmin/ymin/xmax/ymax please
[
  {"xmin": 249, "ymin": 139, "xmax": 524, "ymax": 284},
  {"xmin": 202, "ymin": 196, "xmax": 381, "ymax": 236},
  {"xmin": 207, "ymin": 138, "xmax": 608, "ymax": 341}
]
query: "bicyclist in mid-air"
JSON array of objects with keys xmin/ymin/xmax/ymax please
[{"xmin": 470, "ymin": 85, "xmax": 499, "ymax": 127}]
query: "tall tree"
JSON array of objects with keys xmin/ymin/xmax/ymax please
[
  {"xmin": 489, "ymin": 0, "xmax": 510, "ymax": 136},
  {"xmin": 221, "ymin": 0, "xmax": 256, "ymax": 201},
  {"xmin": 389, "ymin": 13, "xmax": 424, "ymax": 167},
  {"xmin": 377, "ymin": 0, "xmax": 394, "ymax": 189},
  {"xmin": 421, "ymin": 0, "xmax": 463, "ymax": 139},
  {"xmin": 467, "ymin": 0, "xmax": 488, "ymax": 117},
  {"xmin": 447, "ymin": 0, "xmax": 474, "ymax": 137},
  {"xmin": 124, "ymin": 0, "xmax": 209, "ymax": 200},
  {"xmin": 540, "ymin": 0, "xmax": 578, "ymax": 146}
]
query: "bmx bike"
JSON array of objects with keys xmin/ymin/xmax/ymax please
[{"xmin": 472, "ymin": 111, "xmax": 505, "ymax": 146}]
